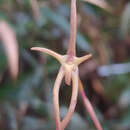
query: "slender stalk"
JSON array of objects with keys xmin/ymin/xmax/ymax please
[
  {"xmin": 67, "ymin": 0, "xmax": 77, "ymax": 58},
  {"xmin": 79, "ymin": 79, "xmax": 102, "ymax": 130},
  {"xmin": 53, "ymin": 67, "xmax": 65, "ymax": 130},
  {"xmin": 61, "ymin": 68, "xmax": 78, "ymax": 129}
]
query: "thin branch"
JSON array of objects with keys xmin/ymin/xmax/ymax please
[
  {"xmin": 79, "ymin": 79, "xmax": 102, "ymax": 130},
  {"xmin": 53, "ymin": 67, "xmax": 65, "ymax": 130},
  {"xmin": 67, "ymin": 0, "xmax": 77, "ymax": 58},
  {"xmin": 61, "ymin": 67, "xmax": 79, "ymax": 129}
]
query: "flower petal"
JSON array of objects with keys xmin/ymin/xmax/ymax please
[
  {"xmin": 61, "ymin": 67, "xmax": 78, "ymax": 129},
  {"xmin": 76, "ymin": 54, "xmax": 92, "ymax": 65},
  {"xmin": 31, "ymin": 47, "xmax": 62, "ymax": 63},
  {"xmin": 79, "ymin": 79, "xmax": 102, "ymax": 130},
  {"xmin": 53, "ymin": 67, "xmax": 64, "ymax": 130}
]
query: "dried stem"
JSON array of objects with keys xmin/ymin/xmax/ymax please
[
  {"xmin": 61, "ymin": 68, "xmax": 78, "ymax": 129},
  {"xmin": 67, "ymin": 0, "xmax": 77, "ymax": 58},
  {"xmin": 53, "ymin": 67, "xmax": 65, "ymax": 130},
  {"xmin": 79, "ymin": 79, "xmax": 102, "ymax": 130}
]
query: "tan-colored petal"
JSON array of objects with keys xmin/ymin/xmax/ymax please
[
  {"xmin": 64, "ymin": 69, "xmax": 72, "ymax": 86},
  {"xmin": 76, "ymin": 54, "xmax": 92, "ymax": 65},
  {"xmin": 79, "ymin": 79, "xmax": 102, "ymax": 130},
  {"xmin": 53, "ymin": 67, "xmax": 64, "ymax": 130},
  {"xmin": 61, "ymin": 67, "xmax": 78, "ymax": 129},
  {"xmin": 64, "ymin": 64, "xmax": 73, "ymax": 86},
  {"xmin": 31, "ymin": 47, "xmax": 63, "ymax": 64},
  {"xmin": 0, "ymin": 21, "xmax": 19, "ymax": 79}
]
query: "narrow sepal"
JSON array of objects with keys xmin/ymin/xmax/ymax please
[
  {"xmin": 53, "ymin": 67, "xmax": 65, "ymax": 130},
  {"xmin": 79, "ymin": 79, "xmax": 102, "ymax": 130},
  {"xmin": 76, "ymin": 54, "xmax": 92, "ymax": 65},
  {"xmin": 31, "ymin": 47, "xmax": 62, "ymax": 63},
  {"xmin": 61, "ymin": 67, "xmax": 79, "ymax": 129}
]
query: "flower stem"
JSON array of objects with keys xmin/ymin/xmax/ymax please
[{"xmin": 67, "ymin": 0, "xmax": 77, "ymax": 58}]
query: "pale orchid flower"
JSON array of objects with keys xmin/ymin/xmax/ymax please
[{"xmin": 31, "ymin": 0, "xmax": 102, "ymax": 130}]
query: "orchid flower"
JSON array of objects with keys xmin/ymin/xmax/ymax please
[{"xmin": 31, "ymin": 0, "xmax": 102, "ymax": 130}]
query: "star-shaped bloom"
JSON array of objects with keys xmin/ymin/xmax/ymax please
[{"xmin": 31, "ymin": 0, "xmax": 102, "ymax": 130}]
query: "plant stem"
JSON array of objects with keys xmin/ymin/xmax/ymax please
[{"xmin": 67, "ymin": 0, "xmax": 77, "ymax": 58}]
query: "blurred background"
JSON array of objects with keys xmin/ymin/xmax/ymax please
[{"xmin": 0, "ymin": 0, "xmax": 130, "ymax": 130}]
